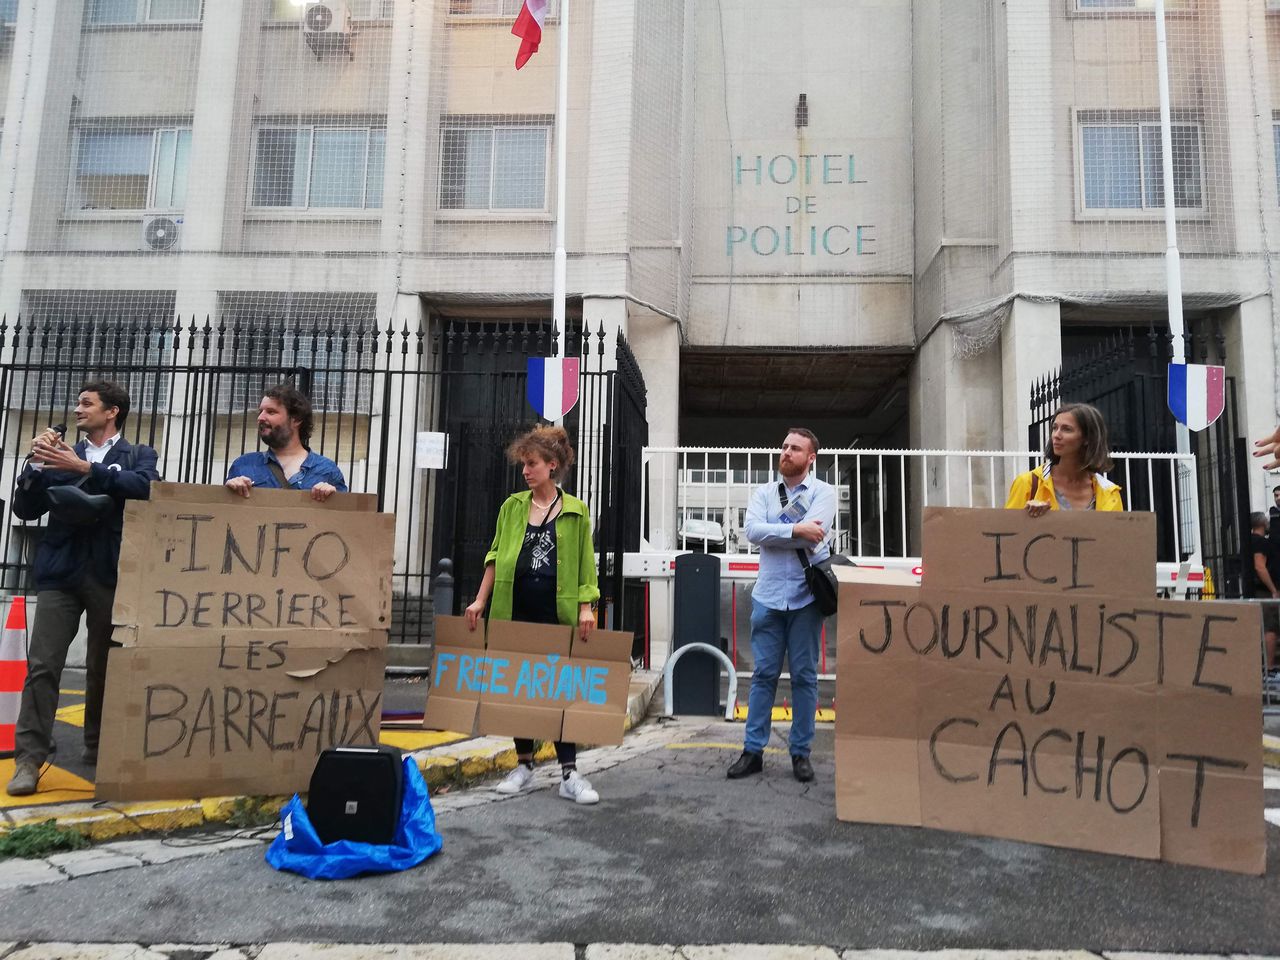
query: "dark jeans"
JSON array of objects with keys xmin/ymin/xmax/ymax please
[
  {"xmin": 15, "ymin": 577, "xmax": 117, "ymax": 765},
  {"xmin": 513, "ymin": 738, "xmax": 576, "ymax": 767}
]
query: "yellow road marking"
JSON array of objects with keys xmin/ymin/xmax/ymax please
[
  {"xmin": 378, "ymin": 730, "xmax": 467, "ymax": 751},
  {"xmin": 55, "ymin": 704, "xmax": 86, "ymax": 727},
  {"xmin": 59, "ymin": 689, "xmax": 86, "ymax": 696},
  {"xmin": 731, "ymin": 706, "xmax": 836, "ymax": 722},
  {"xmin": 0, "ymin": 759, "xmax": 94, "ymax": 807}
]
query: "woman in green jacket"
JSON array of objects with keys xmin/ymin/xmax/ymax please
[{"xmin": 464, "ymin": 425, "xmax": 602, "ymax": 804}]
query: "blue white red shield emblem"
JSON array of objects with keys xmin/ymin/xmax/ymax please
[
  {"xmin": 527, "ymin": 357, "xmax": 580, "ymax": 420},
  {"xmin": 1167, "ymin": 362, "xmax": 1225, "ymax": 432}
]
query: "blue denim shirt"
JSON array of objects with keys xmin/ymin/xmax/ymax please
[
  {"xmin": 745, "ymin": 474, "xmax": 837, "ymax": 611},
  {"xmin": 226, "ymin": 449, "xmax": 348, "ymax": 492}
]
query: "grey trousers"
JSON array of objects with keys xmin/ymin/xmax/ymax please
[{"xmin": 14, "ymin": 577, "xmax": 117, "ymax": 766}]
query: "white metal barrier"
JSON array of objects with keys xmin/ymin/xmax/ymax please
[{"xmin": 637, "ymin": 447, "xmax": 1202, "ymax": 583}]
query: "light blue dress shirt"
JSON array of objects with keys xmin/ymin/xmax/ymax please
[{"xmin": 745, "ymin": 473, "xmax": 837, "ymax": 611}]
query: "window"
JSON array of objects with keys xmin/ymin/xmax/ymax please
[
  {"xmin": 1274, "ymin": 122, "xmax": 1280, "ymax": 202},
  {"xmin": 70, "ymin": 127, "xmax": 191, "ymax": 211},
  {"xmin": 1074, "ymin": 0, "xmax": 1189, "ymax": 10},
  {"xmin": 439, "ymin": 122, "xmax": 550, "ymax": 212},
  {"xmin": 449, "ymin": 0, "xmax": 558, "ymax": 16},
  {"xmin": 251, "ymin": 125, "xmax": 385, "ymax": 210},
  {"xmin": 268, "ymin": 0, "xmax": 394, "ymax": 20},
  {"xmin": 1078, "ymin": 119, "xmax": 1204, "ymax": 213},
  {"xmin": 87, "ymin": 0, "xmax": 202, "ymax": 24}
]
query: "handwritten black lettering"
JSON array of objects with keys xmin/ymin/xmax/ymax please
[
  {"xmin": 983, "ymin": 532, "xmax": 1020, "ymax": 583},
  {"xmin": 859, "ymin": 600, "xmax": 904, "ymax": 653},
  {"xmin": 903, "ymin": 602, "xmax": 939, "ymax": 655},
  {"xmin": 988, "ymin": 721, "xmax": 1030, "ymax": 795},
  {"xmin": 144, "ymin": 685, "xmax": 188, "ymax": 757},
  {"xmin": 222, "ymin": 523, "xmax": 267, "ymax": 575},
  {"xmin": 1193, "ymin": 614, "xmax": 1237, "ymax": 695},
  {"xmin": 176, "ymin": 514, "xmax": 213, "ymax": 572},
  {"xmin": 1166, "ymin": 752, "xmax": 1249, "ymax": 828},
  {"xmin": 929, "ymin": 717, "xmax": 979, "ymax": 783},
  {"xmin": 1029, "ymin": 728, "xmax": 1071, "ymax": 794}
]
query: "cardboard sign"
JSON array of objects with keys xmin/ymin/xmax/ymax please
[
  {"xmin": 836, "ymin": 507, "xmax": 1265, "ymax": 875},
  {"xmin": 97, "ymin": 483, "xmax": 393, "ymax": 801},
  {"xmin": 95, "ymin": 645, "xmax": 384, "ymax": 801},
  {"xmin": 113, "ymin": 483, "xmax": 393, "ymax": 645},
  {"xmin": 422, "ymin": 616, "xmax": 633, "ymax": 745}
]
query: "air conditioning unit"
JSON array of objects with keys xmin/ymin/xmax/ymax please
[
  {"xmin": 838, "ymin": 487, "xmax": 851, "ymax": 502},
  {"xmin": 302, "ymin": 1, "xmax": 351, "ymax": 35},
  {"xmin": 141, "ymin": 214, "xmax": 182, "ymax": 252}
]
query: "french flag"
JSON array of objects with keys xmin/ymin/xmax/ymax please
[
  {"xmin": 1167, "ymin": 362, "xmax": 1226, "ymax": 432},
  {"xmin": 527, "ymin": 357, "xmax": 580, "ymax": 420},
  {"xmin": 512, "ymin": 0, "xmax": 548, "ymax": 70}
]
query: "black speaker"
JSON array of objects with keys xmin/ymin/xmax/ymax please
[{"xmin": 306, "ymin": 745, "xmax": 405, "ymax": 845}]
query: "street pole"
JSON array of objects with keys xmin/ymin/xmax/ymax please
[
  {"xmin": 552, "ymin": 0, "xmax": 569, "ymax": 362},
  {"xmin": 1154, "ymin": 0, "xmax": 1198, "ymax": 562}
]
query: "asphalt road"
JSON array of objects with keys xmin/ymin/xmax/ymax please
[{"xmin": 0, "ymin": 720, "xmax": 1275, "ymax": 951}]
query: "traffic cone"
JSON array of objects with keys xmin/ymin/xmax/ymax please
[{"xmin": 0, "ymin": 597, "xmax": 29, "ymax": 758}]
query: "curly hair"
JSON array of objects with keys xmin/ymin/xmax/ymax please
[
  {"xmin": 263, "ymin": 383, "xmax": 314, "ymax": 448},
  {"xmin": 507, "ymin": 425, "xmax": 575, "ymax": 482}
]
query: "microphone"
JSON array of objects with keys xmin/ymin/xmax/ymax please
[{"xmin": 51, "ymin": 423, "xmax": 66, "ymax": 440}]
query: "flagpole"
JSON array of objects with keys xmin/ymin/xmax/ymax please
[
  {"xmin": 1154, "ymin": 0, "xmax": 1198, "ymax": 563},
  {"xmin": 552, "ymin": 0, "xmax": 569, "ymax": 362}
]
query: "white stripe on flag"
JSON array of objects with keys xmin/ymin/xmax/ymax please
[
  {"xmin": 544, "ymin": 359, "xmax": 563, "ymax": 419},
  {"xmin": 1186, "ymin": 364, "xmax": 1207, "ymax": 426}
]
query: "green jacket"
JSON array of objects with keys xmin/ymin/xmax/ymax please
[{"xmin": 484, "ymin": 489, "xmax": 600, "ymax": 627}]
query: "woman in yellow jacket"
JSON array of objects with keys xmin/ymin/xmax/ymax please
[
  {"xmin": 464, "ymin": 425, "xmax": 602, "ymax": 805},
  {"xmin": 1006, "ymin": 402, "xmax": 1124, "ymax": 516}
]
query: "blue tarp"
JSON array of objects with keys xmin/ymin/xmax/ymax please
[{"xmin": 265, "ymin": 756, "xmax": 443, "ymax": 880}]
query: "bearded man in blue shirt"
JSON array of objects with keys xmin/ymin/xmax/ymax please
[
  {"xmin": 226, "ymin": 383, "xmax": 346, "ymax": 500},
  {"xmin": 727, "ymin": 427, "xmax": 836, "ymax": 784}
]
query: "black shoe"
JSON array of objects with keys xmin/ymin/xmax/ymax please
[
  {"xmin": 726, "ymin": 751, "xmax": 763, "ymax": 779},
  {"xmin": 792, "ymin": 755, "xmax": 814, "ymax": 782}
]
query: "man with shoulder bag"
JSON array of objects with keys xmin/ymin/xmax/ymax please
[
  {"xmin": 727, "ymin": 427, "xmax": 837, "ymax": 784},
  {"xmin": 6, "ymin": 381, "xmax": 159, "ymax": 796}
]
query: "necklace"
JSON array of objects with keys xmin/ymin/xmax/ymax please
[{"xmin": 532, "ymin": 492, "xmax": 557, "ymax": 509}]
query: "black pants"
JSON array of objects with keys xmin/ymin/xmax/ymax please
[
  {"xmin": 511, "ymin": 573, "xmax": 576, "ymax": 767},
  {"xmin": 16, "ymin": 576, "xmax": 117, "ymax": 765},
  {"xmin": 513, "ymin": 738, "xmax": 576, "ymax": 766}
]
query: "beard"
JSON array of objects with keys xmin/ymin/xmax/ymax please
[
  {"xmin": 779, "ymin": 456, "xmax": 806, "ymax": 478},
  {"xmin": 260, "ymin": 423, "xmax": 293, "ymax": 450}
]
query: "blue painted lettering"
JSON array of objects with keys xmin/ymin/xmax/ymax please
[
  {"xmin": 768, "ymin": 154, "xmax": 797, "ymax": 185},
  {"xmin": 514, "ymin": 660, "xmax": 534, "ymax": 698},
  {"xmin": 489, "ymin": 657, "xmax": 509, "ymax": 695},
  {"xmin": 726, "ymin": 225, "xmax": 747, "ymax": 256},
  {"xmin": 856, "ymin": 225, "xmax": 876, "ymax": 255},
  {"xmin": 823, "ymin": 225, "xmax": 850, "ymax": 255},
  {"xmin": 436, "ymin": 653, "xmax": 455, "ymax": 689},
  {"xmin": 587, "ymin": 667, "xmax": 608, "ymax": 706},
  {"xmin": 735, "ymin": 155, "xmax": 762, "ymax": 186}
]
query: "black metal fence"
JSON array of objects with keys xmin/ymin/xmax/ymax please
[
  {"xmin": 0, "ymin": 313, "xmax": 648, "ymax": 643},
  {"xmin": 1029, "ymin": 322, "xmax": 1247, "ymax": 596}
]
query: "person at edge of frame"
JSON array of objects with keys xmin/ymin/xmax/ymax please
[
  {"xmin": 727, "ymin": 427, "xmax": 836, "ymax": 785},
  {"xmin": 6, "ymin": 381, "xmax": 160, "ymax": 797},
  {"xmin": 464, "ymin": 424, "xmax": 602, "ymax": 805}
]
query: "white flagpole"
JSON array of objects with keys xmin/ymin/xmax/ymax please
[
  {"xmin": 552, "ymin": 0, "xmax": 569, "ymax": 361},
  {"xmin": 1154, "ymin": 0, "xmax": 1198, "ymax": 563}
]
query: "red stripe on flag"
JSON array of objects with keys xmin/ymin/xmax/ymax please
[
  {"xmin": 0, "ymin": 725, "xmax": 12, "ymax": 751},
  {"xmin": 512, "ymin": 2, "xmax": 544, "ymax": 70}
]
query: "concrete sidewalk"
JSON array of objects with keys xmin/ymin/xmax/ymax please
[{"xmin": 0, "ymin": 671, "xmax": 662, "ymax": 842}]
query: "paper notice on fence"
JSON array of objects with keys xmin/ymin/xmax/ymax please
[{"xmin": 835, "ymin": 507, "xmax": 1264, "ymax": 875}]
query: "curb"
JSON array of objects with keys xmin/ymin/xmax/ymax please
[
  {"xmin": 1265, "ymin": 733, "xmax": 1280, "ymax": 769},
  {"xmin": 0, "ymin": 669, "xmax": 663, "ymax": 843}
]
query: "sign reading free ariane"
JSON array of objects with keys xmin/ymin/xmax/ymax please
[
  {"xmin": 836, "ymin": 508, "xmax": 1265, "ymax": 875},
  {"xmin": 423, "ymin": 616, "xmax": 632, "ymax": 745}
]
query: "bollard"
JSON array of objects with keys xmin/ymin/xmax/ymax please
[{"xmin": 433, "ymin": 557, "xmax": 455, "ymax": 618}]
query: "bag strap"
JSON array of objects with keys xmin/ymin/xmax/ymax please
[
  {"xmin": 267, "ymin": 457, "xmax": 290, "ymax": 488},
  {"xmin": 779, "ymin": 482, "xmax": 815, "ymax": 568}
]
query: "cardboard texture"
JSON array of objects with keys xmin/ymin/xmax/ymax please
[
  {"xmin": 423, "ymin": 615, "xmax": 633, "ymax": 746},
  {"xmin": 96, "ymin": 483, "xmax": 393, "ymax": 801},
  {"xmin": 837, "ymin": 507, "xmax": 1265, "ymax": 875}
]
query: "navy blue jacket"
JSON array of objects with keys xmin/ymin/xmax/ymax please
[{"xmin": 12, "ymin": 437, "xmax": 160, "ymax": 591}]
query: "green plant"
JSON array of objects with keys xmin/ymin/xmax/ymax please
[
  {"xmin": 226, "ymin": 796, "xmax": 279, "ymax": 829},
  {"xmin": 0, "ymin": 819, "xmax": 89, "ymax": 860}
]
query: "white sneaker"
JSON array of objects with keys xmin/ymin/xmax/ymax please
[
  {"xmin": 558, "ymin": 770, "xmax": 599, "ymax": 805},
  {"xmin": 494, "ymin": 763, "xmax": 535, "ymax": 795}
]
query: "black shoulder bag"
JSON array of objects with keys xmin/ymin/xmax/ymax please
[{"xmin": 778, "ymin": 483, "xmax": 838, "ymax": 616}]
